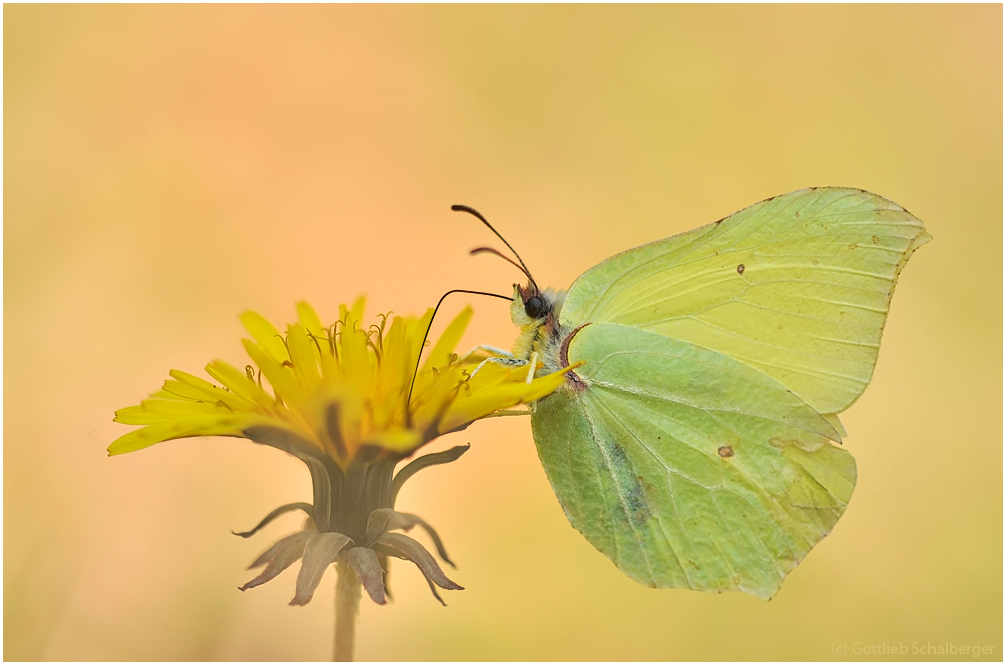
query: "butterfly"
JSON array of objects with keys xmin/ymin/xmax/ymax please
[{"xmin": 459, "ymin": 187, "xmax": 929, "ymax": 600}]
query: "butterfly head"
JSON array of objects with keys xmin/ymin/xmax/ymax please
[
  {"xmin": 515, "ymin": 282, "xmax": 553, "ymax": 319},
  {"xmin": 510, "ymin": 283, "xmax": 549, "ymax": 325}
]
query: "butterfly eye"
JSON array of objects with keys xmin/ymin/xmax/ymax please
[{"xmin": 524, "ymin": 295, "xmax": 549, "ymax": 319}]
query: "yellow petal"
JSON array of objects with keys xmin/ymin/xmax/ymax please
[
  {"xmin": 364, "ymin": 428, "xmax": 423, "ymax": 455},
  {"xmin": 204, "ymin": 360, "xmax": 276, "ymax": 411},
  {"xmin": 115, "ymin": 399, "xmax": 231, "ymax": 425},
  {"xmin": 338, "ymin": 324, "xmax": 374, "ymax": 396},
  {"xmin": 240, "ymin": 311, "xmax": 289, "ymax": 362},
  {"xmin": 168, "ymin": 370, "xmax": 249, "ymax": 412},
  {"xmin": 422, "ymin": 306, "xmax": 472, "ymax": 372},
  {"xmin": 242, "ymin": 340, "xmax": 309, "ymax": 422},
  {"xmin": 296, "ymin": 301, "xmax": 324, "ymax": 337},
  {"xmin": 286, "ymin": 323, "xmax": 322, "ymax": 391},
  {"xmin": 349, "ymin": 296, "xmax": 366, "ymax": 323},
  {"xmin": 113, "ymin": 405, "xmax": 163, "ymax": 425},
  {"xmin": 149, "ymin": 389, "xmax": 185, "ymax": 401},
  {"xmin": 107, "ymin": 414, "xmax": 268, "ymax": 455}
]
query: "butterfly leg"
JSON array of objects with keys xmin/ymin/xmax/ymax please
[
  {"xmin": 458, "ymin": 344, "xmax": 515, "ymax": 363},
  {"xmin": 525, "ymin": 351, "xmax": 539, "ymax": 384},
  {"xmin": 468, "ymin": 352, "xmax": 540, "ymax": 419},
  {"xmin": 468, "ymin": 356, "xmax": 528, "ymax": 380}
]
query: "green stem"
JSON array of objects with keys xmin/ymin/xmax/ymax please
[{"xmin": 334, "ymin": 564, "xmax": 362, "ymax": 662}]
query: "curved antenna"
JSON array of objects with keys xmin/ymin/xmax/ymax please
[
  {"xmin": 451, "ymin": 205, "xmax": 539, "ymax": 292},
  {"xmin": 405, "ymin": 288, "xmax": 514, "ymax": 424},
  {"xmin": 469, "ymin": 246, "xmax": 536, "ymax": 285}
]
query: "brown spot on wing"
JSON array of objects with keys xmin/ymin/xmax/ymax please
[
  {"xmin": 717, "ymin": 445, "xmax": 734, "ymax": 458},
  {"xmin": 736, "ymin": 264, "xmax": 746, "ymax": 274}
]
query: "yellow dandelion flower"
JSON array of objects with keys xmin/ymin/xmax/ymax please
[
  {"xmin": 109, "ymin": 297, "xmax": 573, "ymax": 614},
  {"xmin": 110, "ymin": 297, "xmax": 566, "ymax": 464}
]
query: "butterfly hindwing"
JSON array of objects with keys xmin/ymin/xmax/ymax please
[
  {"xmin": 559, "ymin": 188, "xmax": 931, "ymax": 414},
  {"xmin": 531, "ymin": 322, "xmax": 856, "ymax": 599}
]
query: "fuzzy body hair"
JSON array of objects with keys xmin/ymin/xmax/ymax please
[{"xmin": 509, "ymin": 285, "xmax": 571, "ymax": 378}]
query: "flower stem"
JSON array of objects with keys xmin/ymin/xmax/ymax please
[{"xmin": 334, "ymin": 563, "xmax": 362, "ymax": 662}]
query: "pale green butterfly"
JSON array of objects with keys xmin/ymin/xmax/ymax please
[{"xmin": 457, "ymin": 188, "xmax": 930, "ymax": 600}]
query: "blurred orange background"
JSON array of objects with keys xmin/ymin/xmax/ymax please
[{"xmin": 4, "ymin": 5, "xmax": 1001, "ymax": 661}]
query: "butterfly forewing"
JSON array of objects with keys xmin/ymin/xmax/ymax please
[{"xmin": 559, "ymin": 188, "xmax": 931, "ymax": 414}]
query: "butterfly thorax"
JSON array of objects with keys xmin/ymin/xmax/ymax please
[{"xmin": 509, "ymin": 284, "xmax": 573, "ymax": 380}]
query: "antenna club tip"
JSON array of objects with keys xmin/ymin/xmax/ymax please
[
  {"xmin": 452, "ymin": 204, "xmax": 485, "ymax": 220},
  {"xmin": 453, "ymin": 204, "xmax": 537, "ymax": 287}
]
